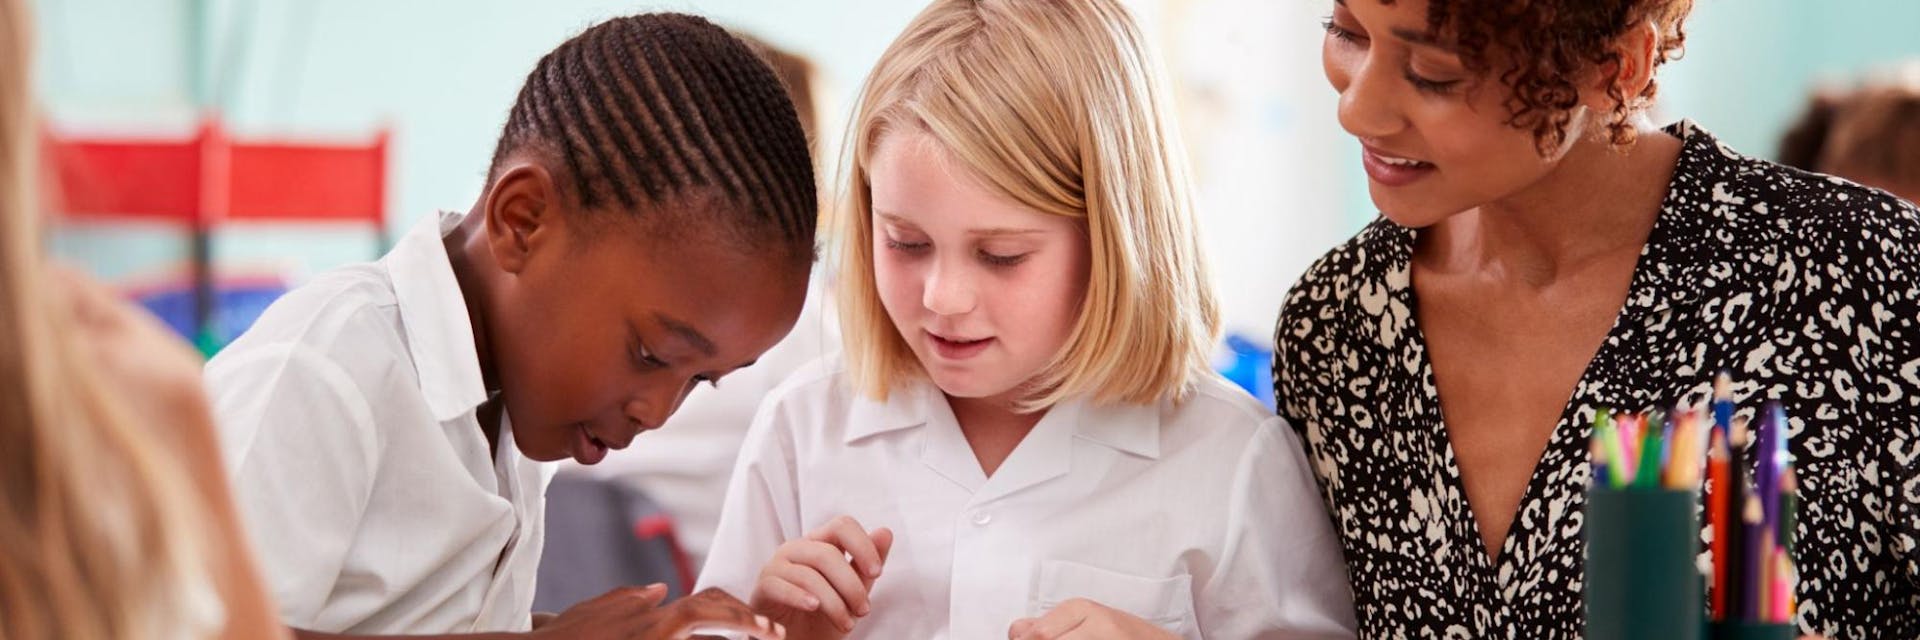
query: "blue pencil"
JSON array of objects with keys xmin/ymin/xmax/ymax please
[{"xmin": 1713, "ymin": 370, "xmax": 1735, "ymax": 438}]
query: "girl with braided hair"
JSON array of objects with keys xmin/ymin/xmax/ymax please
[{"xmin": 204, "ymin": 12, "xmax": 818, "ymax": 640}]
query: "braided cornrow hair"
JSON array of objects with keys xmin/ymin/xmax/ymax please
[{"xmin": 488, "ymin": 13, "xmax": 817, "ymax": 257}]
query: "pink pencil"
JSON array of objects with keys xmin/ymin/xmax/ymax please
[{"xmin": 1771, "ymin": 547, "xmax": 1794, "ymax": 623}]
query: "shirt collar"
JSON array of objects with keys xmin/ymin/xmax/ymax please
[
  {"xmin": 385, "ymin": 211, "xmax": 491, "ymax": 422},
  {"xmin": 842, "ymin": 377, "xmax": 1163, "ymax": 460}
]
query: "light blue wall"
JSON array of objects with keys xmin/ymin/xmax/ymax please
[
  {"xmin": 30, "ymin": 0, "xmax": 1920, "ymax": 298},
  {"xmin": 34, "ymin": 0, "xmax": 929, "ymax": 280},
  {"xmin": 1661, "ymin": 0, "xmax": 1920, "ymax": 159}
]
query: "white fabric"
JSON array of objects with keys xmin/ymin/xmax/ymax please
[
  {"xmin": 698, "ymin": 358, "xmax": 1357, "ymax": 639},
  {"xmin": 206, "ymin": 211, "xmax": 553, "ymax": 634}
]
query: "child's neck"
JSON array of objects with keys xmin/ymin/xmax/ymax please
[
  {"xmin": 947, "ymin": 393, "xmax": 1048, "ymax": 478},
  {"xmin": 445, "ymin": 206, "xmax": 504, "ymax": 455}
]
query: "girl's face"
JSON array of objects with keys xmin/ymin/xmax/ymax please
[
  {"xmin": 868, "ymin": 130, "xmax": 1090, "ymax": 407},
  {"xmin": 491, "ymin": 202, "xmax": 808, "ymax": 466},
  {"xmin": 1323, "ymin": 0, "xmax": 1590, "ymax": 227}
]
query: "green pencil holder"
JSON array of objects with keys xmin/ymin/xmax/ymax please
[
  {"xmin": 1585, "ymin": 486, "xmax": 1703, "ymax": 640},
  {"xmin": 1709, "ymin": 622, "xmax": 1797, "ymax": 640}
]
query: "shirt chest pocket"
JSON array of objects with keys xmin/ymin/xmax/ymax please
[{"xmin": 1029, "ymin": 560, "xmax": 1198, "ymax": 637}]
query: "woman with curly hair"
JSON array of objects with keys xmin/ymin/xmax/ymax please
[{"xmin": 1272, "ymin": 1, "xmax": 1918, "ymax": 638}]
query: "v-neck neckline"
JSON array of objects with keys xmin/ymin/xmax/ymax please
[{"xmin": 1383, "ymin": 121, "xmax": 1709, "ymax": 607}]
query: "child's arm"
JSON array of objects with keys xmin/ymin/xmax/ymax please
[
  {"xmin": 1192, "ymin": 418, "xmax": 1356, "ymax": 639},
  {"xmin": 288, "ymin": 586, "xmax": 782, "ymax": 639}
]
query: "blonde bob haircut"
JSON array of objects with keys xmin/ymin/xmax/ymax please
[{"xmin": 834, "ymin": 0, "xmax": 1219, "ymax": 410}]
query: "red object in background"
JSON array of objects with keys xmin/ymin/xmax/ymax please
[
  {"xmin": 633, "ymin": 514, "xmax": 698, "ymax": 599},
  {"xmin": 41, "ymin": 117, "xmax": 389, "ymax": 352},
  {"xmin": 42, "ymin": 118, "xmax": 387, "ymax": 225},
  {"xmin": 227, "ymin": 134, "xmax": 387, "ymax": 223},
  {"xmin": 43, "ymin": 134, "xmax": 202, "ymax": 220}
]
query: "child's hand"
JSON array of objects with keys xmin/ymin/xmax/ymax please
[
  {"xmin": 532, "ymin": 584, "xmax": 784, "ymax": 640},
  {"xmin": 751, "ymin": 516, "xmax": 894, "ymax": 637},
  {"xmin": 1007, "ymin": 599, "xmax": 1179, "ymax": 640}
]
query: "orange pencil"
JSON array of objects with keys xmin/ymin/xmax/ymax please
[
  {"xmin": 1756, "ymin": 528, "xmax": 1776, "ymax": 622},
  {"xmin": 1666, "ymin": 410, "xmax": 1703, "ymax": 488}
]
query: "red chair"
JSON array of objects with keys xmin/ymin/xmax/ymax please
[{"xmin": 43, "ymin": 118, "xmax": 388, "ymax": 350}]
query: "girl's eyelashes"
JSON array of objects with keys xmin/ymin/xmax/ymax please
[
  {"xmin": 978, "ymin": 250, "xmax": 1028, "ymax": 267},
  {"xmin": 883, "ymin": 227, "xmax": 1032, "ymax": 267},
  {"xmin": 884, "ymin": 238, "xmax": 930, "ymax": 253},
  {"xmin": 629, "ymin": 340, "xmax": 664, "ymax": 371},
  {"xmin": 634, "ymin": 337, "xmax": 720, "ymax": 387}
]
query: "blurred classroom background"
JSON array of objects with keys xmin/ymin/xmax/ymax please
[
  {"xmin": 28, "ymin": 0, "xmax": 1919, "ymax": 602},
  {"xmin": 32, "ymin": 0, "xmax": 1920, "ymax": 360}
]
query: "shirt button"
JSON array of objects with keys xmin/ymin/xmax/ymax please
[{"xmin": 970, "ymin": 511, "xmax": 992, "ymax": 526}]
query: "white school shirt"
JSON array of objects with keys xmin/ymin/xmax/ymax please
[
  {"xmin": 697, "ymin": 358, "xmax": 1357, "ymax": 639},
  {"xmin": 206, "ymin": 211, "xmax": 553, "ymax": 634}
]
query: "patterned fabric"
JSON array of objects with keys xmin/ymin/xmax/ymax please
[{"xmin": 1272, "ymin": 121, "xmax": 1920, "ymax": 639}]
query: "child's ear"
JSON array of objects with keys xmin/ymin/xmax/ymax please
[{"xmin": 482, "ymin": 163, "xmax": 559, "ymax": 275}]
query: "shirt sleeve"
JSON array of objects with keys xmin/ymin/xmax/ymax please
[
  {"xmin": 694, "ymin": 387, "xmax": 805, "ymax": 601},
  {"xmin": 1194, "ymin": 417, "xmax": 1357, "ymax": 639},
  {"xmin": 205, "ymin": 342, "xmax": 381, "ymax": 627}
]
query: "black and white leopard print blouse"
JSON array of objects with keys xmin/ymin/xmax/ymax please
[{"xmin": 1272, "ymin": 121, "xmax": 1919, "ymax": 639}]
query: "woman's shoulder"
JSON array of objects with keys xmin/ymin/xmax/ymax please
[
  {"xmin": 1680, "ymin": 124, "xmax": 1920, "ymax": 272},
  {"xmin": 1274, "ymin": 218, "xmax": 1414, "ymax": 378},
  {"xmin": 1280, "ymin": 217, "xmax": 1410, "ymax": 321}
]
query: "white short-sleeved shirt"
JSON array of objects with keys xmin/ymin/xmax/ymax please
[
  {"xmin": 206, "ymin": 211, "xmax": 553, "ymax": 634},
  {"xmin": 697, "ymin": 358, "xmax": 1357, "ymax": 639}
]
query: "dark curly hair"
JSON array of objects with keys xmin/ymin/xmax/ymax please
[{"xmin": 1386, "ymin": 0, "xmax": 1693, "ymax": 154}]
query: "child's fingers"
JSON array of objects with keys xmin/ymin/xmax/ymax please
[
  {"xmin": 752, "ymin": 574, "xmax": 822, "ymax": 612},
  {"xmin": 666, "ymin": 588, "xmax": 785, "ymax": 639},
  {"xmin": 621, "ymin": 582, "xmax": 671, "ymax": 608},
  {"xmin": 783, "ymin": 541, "xmax": 873, "ymax": 618},
  {"xmin": 674, "ymin": 614, "xmax": 784, "ymax": 640},
  {"xmin": 806, "ymin": 515, "xmax": 885, "ymax": 579},
  {"xmin": 1007, "ymin": 602, "xmax": 1088, "ymax": 640},
  {"xmin": 766, "ymin": 560, "xmax": 858, "ymax": 631},
  {"xmin": 871, "ymin": 527, "xmax": 895, "ymax": 571}
]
